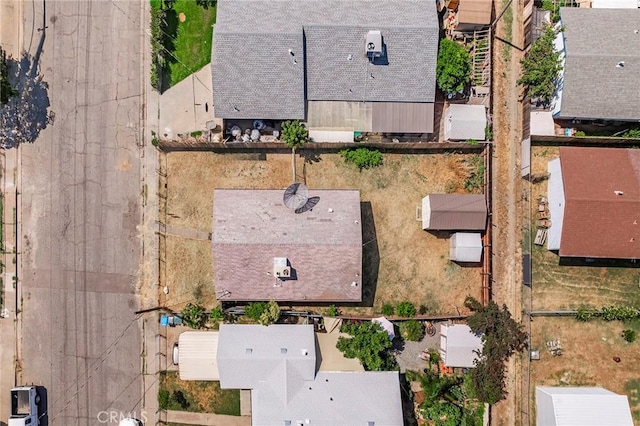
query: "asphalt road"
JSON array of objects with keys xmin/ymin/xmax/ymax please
[{"xmin": 18, "ymin": 1, "xmax": 145, "ymax": 425}]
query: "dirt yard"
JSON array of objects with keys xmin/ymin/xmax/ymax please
[
  {"xmin": 158, "ymin": 151, "xmax": 484, "ymax": 316},
  {"xmin": 529, "ymin": 316, "xmax": 640, "ymax": 422},
  {"xmin": 529, "ymin": 146, "xmax": 640, "ymax": 310}
]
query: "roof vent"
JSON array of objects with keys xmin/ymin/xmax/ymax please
[
  {"xmin": 281, "ymin": 348, "xmax": 288, "ymax": 355},
  {"xmin": 614, "ymin": 190, "xmax": 624, "ymax": 196},
  {"xmin": 616, "ymin": 61, "xmax": 625, "ymax": 68},
  {"xmin": 365, "ymin": 30, "xmax": 383, "ymax": 57},
  {"xmin": 301, "ymin": 349, "xmax": 308, "ymax": 356},
  {"xmin": 274, "ymin": 257, "xmax": 291, "ymax": 279},
  {"xmin": 246, "ymin": 348, "xmax": 253, "ymax": 355}
]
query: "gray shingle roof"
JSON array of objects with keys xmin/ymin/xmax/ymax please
[
  {"xmin": 212, "ymin": 189, "xmax": 363, "ymax": 302},
  {"xmin": 212, "ymin": 0, "xmax": 439, "ymax": 119},
  {"xmin": 216, "ymin": 324, "xmax": 404, "ymax": 425},
  {"xmin": 557, "ymin": 8, "xmax": 640, "ymax": 121}
]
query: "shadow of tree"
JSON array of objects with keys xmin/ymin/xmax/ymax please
[
  {"xmin": 0, "ymin": 32, "xmax": 52, "ymax": 148},
  {"xmin": 159, "ymin": 8, "xmax": 179, "ymax": 93}
]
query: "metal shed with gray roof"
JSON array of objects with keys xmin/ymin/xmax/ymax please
[
  {"xmin": 553, "ymin": 8, "xmax": 640, "ymax": 121},
  {"xmin": 422, "ymin": 194, "xmax": 487, "ymax": 231},
  {"xmin": 212, "ymin": 0, "xmax": 439, "ymax": 132}
]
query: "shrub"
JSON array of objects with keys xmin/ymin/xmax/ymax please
[
  {"xmin": 210, "ymin": 306, "xmax": 224, "ymax": 323},
  {"xmin": 381, "ymin": 304, "xmax": 395, "ymax": 316},
  {"xmin": 245, "ymin": 302, "xmax": 267, "ymax": 322},
  {"xmin": 574, "ymin": 130, "xmax": 586, "ymax": 137},
  {"xmin": 172, "ymin": 390, "xmax": 189, "ymax": 409},
  {"xmin": 181, "ymin": 303, "xmax": 207, "ymax": 329},
  {"xmin": 575, "ymin": 306, "xmax": 597, "ymax": 322},
  {"xmin": 340, "ymin": 147, "xmax": 383, "ymax": 170},
  {"xmin": 150, "ymin": 7, "xmax": 165, "ymax": 92},
  {"xmin": 400, "ymin": 320, "xmax": 424, "ymax": 341},
  {"xmin": 327, "ymin": 305, "xmax": 340, "ymax": 317},
  {"xmin": 396, "ymin": 301, "xmax": 416, "ymax": 318},
  {"xmin": 436, "ymin": 38, "xmax": 471, "ymax": 94},
  {"xmin": 622, "ymin": 329, "xmax": 637, "ymax": 343},
  {"xmin": 259, "ymin": 301, "xmax": 281, "ymax": 325},
  {"xmin": 622, "ymin": 128, "xmax": 640, "ymax": 139},
  {"xmin": 158, "ymin": 389, "xmax": 170, "ymax": 410}
]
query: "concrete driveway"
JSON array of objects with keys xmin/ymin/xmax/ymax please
[{"xmin": 18, "ymin": 1, "xmax": 145, "ymax": 424}]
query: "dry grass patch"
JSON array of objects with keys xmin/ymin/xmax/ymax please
[
  {"xmin": 160, "ymin": 151, "xmax": 484, "ymax": 316},
  {"xmin": 529, "ymin": 316, "xmax": 640, "ymax": 420}
]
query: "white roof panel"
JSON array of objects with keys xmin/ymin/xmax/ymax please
[
  {"xmin": 536, "ymin": 387, "xmax": 633, "ymax": 426},
  {"xmin": 444, "ymin": 104, "xmax": 487, "ymax": 141},
  {"xmin": 178, "ymin": 331, "xmax": 220, "ymax": 381},
  {"xmin": 440, "ymin": 324, "xmax": 483, "ymax": 368},
  {"xmin": 547, "ymin": 158, "xmax": 565, "ymax": 251}
]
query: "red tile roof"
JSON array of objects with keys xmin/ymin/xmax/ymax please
[
  {"xmin": 559, "ymin": 147, "xmax": 640, "ymax": 259},
  {"xmin": 212, "ymin": 189, "xmax": 362, "ymax": 302}
]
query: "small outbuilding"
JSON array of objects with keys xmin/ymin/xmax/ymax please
[
  {"xmin": 449, "ymin": 232, "xmax": 483, "ymax": 263},
  {"xmin": 372, "ymin": 317, "xmax": 395, "ymax": 341},
  {"xmin": 422, "ymin": 194, "xmax": 487, "ymax": 231},
  {"xmin": 536, "ymin": 387, "xmax": 633, "ymax": 426},
  {"xmin": 444, "ymin": 104, "xmax": 487, "ymax": 141},
  {"xmin": 439, "ymin": 324, "xmax": 483, "ymax": 368}
]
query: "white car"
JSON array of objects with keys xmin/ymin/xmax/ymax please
[
  {"xmin": 119, "ymin": 419, "xmax": 142, "ymax": 426},
  {"xmin": 172, "ymin": 342, "xmax": 179, "ymax": 365}
]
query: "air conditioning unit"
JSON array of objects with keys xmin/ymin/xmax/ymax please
[
  {"xmin": 365, "ymin": 30, "xmax": 383, "ymax": 57},
  {"xmin": 273, "ymin": 257, "xmax": 291, "ymax": 278}
]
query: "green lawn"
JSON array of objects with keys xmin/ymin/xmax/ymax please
[{"xmin": 152, "ymin": 0, "xmax": 216, "ymax": 89}]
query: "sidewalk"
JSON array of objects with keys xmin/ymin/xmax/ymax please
[
  {"xmin": 166, "ymin": 410, "xmax": 250, "ymax": 426},
  {"xmin": 0, "ymin": 0, "xmax": 24, "ymax": 421}
]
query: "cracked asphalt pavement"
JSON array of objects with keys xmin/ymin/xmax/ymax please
[{"xmin": 18, "ymin": 1, "xmax": 145, "ymax": 424}]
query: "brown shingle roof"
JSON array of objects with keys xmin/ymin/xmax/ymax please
[
  {"xmin": 212, "ymin": 189, "xmax": 362, "ymax": 302},
  {"xmin": 423, "ymin": 194, "xmax": 487, "ymax": 230},
  {"xmin": 559, "ymin": 147, "xmax": 640, "ymax": 259}
]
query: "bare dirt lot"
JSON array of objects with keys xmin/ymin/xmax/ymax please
[
  {"xmin": 158, "ymin": 151, "xmax": 484, "ymax": 316},
  {"xmin": 529, "ymin": 316, "xmax": 640, "ymax": 422},
  {"xmin": 529, "ymin": 146, "xmax": 640, "ymax": 310}
]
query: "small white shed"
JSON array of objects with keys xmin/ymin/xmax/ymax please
[
  {"xmin": 450, "ymin": 232, "xmax": 483, "ymax": 262},
  {"xmin": 439, "ymin": 324, "xmax": 483, "ymax": 368},
  {"xmin": 444, "ymin": 104, "xmax": 487, "ymax": 141}
]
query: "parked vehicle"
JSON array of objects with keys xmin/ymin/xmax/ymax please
[
  {"xmin": 9, "ymin": 386, "xmax": 39, "ymax": 426},
  {"xmin": 172, "ymin": 342, "xmax": 179, "ymax": 365},
  {"xmin": 119, "ymin": 419, "xmax": 142, "ymax": 426}
]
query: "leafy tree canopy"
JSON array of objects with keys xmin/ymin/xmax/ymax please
[
  {"xmin": 340, "ymin": 147, "xmax": 383, "ymax": 170},
  {"xmin": 436, "ymin": 39, "xmax": 471, "ymax": 94},
  {"xmin": 280, "ymin": 120, "xmax": 308, "ymax": 149},
  {"xmin": 336, "ymin": 321, "xmax": 396, "ymax": 371},
  {"xmin": 518, "ymin": 24, "xmax": 562, "ymax": 106}
]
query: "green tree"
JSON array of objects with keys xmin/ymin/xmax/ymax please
[
  {"xmin": 280, "ymin": 120, "xmax": 308, "ymax": 181},
  {"xmin": 436, "ymin": 39, "xmax": 471, "ymax": 94},
  {"xmin": 258, "ymin": 300, "xmax": 281, "ymax": 325},
  {"xmin": 464, "ymin": 297, "xmax": 528, "ymax": 404},
  {"xmin": 400, "ymin": 320, "xmax": 424, "ymax": 341},
  {"xmin": 340, "ymin": 148, "xmax": 383, "ymax": 170},
  {"xmin": 181, "ymin": 303, "xmax": 207, "ymax": 329},
  {"xmin": 622, "ymin": 329, "xmax": 637, "ymax": 343},
  {"xmin": 327, "ymin": 305, "xmax": 340, "ymax": 317},
  {"xmin": 396, "ymin": 301, "xmax": 416, "ymax": 318},
  {"xmin": 518, "ymin": 24, "xmax": 562, "ymax": 106},
  {"xmin": 0, "ymin": 47, "xmax": 16, "ymax": 105},
  {"xmin": 158, "ymin": 389, "xmax": 170, "ymax": 410},
  {"xmin": 336, "ymin": 321, "xmax": 396, "ymax": 371}
]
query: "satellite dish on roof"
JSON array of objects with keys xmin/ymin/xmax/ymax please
[{"xmin": 283, "ymin": 183, "xmax": 309, "ymax": 210}]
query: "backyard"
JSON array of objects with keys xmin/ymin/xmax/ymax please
[
  {"xmin": 529, "ymin": 146, "xmax": 640, "ymax": 310},
  {"xmin": 529, "ymin": 316, "xmax": 640, "ymax": 421},
  {"xmin": 158, "ymin": 151, "xmax": 485, "ymax": 316}
]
